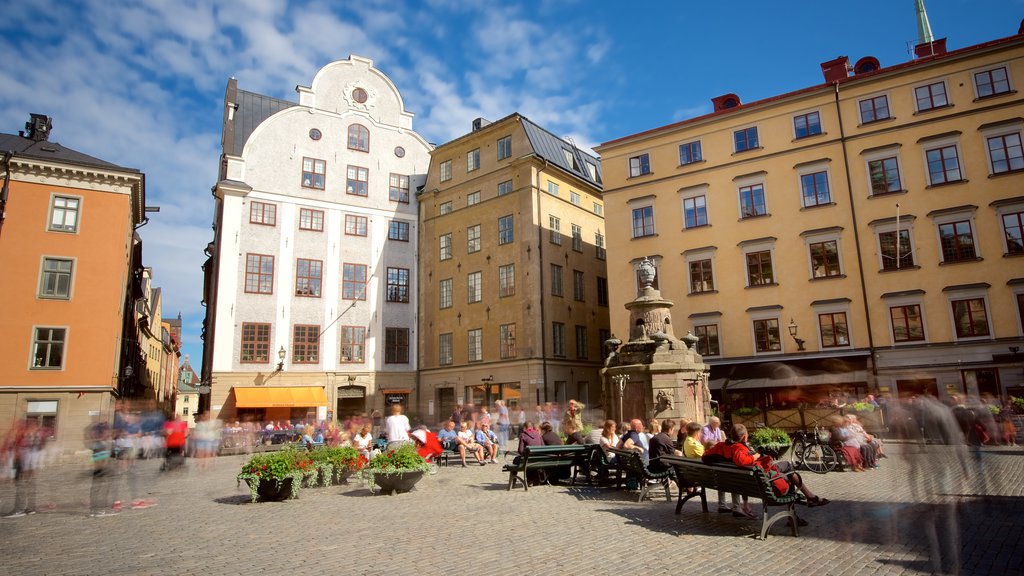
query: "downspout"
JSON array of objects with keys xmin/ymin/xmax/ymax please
[
  {"xmin": 534, "ymin": 157, "xmax": 550, "ymax": 403},
  {"xmin": 834, "ymin": 81, "xmax": 878, "ymax": 388},
  {"xmin": 0, "ymin": 151, "xmax": 13, "ymax": 239}
]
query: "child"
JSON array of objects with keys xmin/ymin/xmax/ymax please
[{"xmin": 1001, "ymin": 414, "xmax": 1018, "ymax": 446}]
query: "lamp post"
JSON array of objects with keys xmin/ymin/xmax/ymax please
[
  {"xmin": 612, "ymin": 374, "xmax": 627, "ymax": 423},
  {"xmin": 787, "ymin": 318, "xmax": 806, "ymax": 352}
]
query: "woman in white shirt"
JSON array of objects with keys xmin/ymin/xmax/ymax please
[
  {"xmin": 384, "ymin": 404, "xmax": 411, "ymax": 450},
  {"xmin": 353, "ymin": 424, "xmax": 376, "ymax": 460}
]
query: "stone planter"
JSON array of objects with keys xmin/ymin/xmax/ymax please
[
  {"xmin": 255, "ymin": 477, "xmax": 295, "ymax": 502},
  {"xmin": 751, "ymin": 442, "xmax": 791, "ymax": 460},
  {"xmin": 332, "ymin": 469, "xmax": 353, "ymax": 485},
  {"xmin": 370, "ymin": 470, "xmax": 425, "ymax": 495}
]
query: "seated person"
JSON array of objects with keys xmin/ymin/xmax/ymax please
[
  {"xmin": 682, "ymin": 421, "xmax": 704, "ymax": 459},
  {"xmin": 353, "ymin": 424, "xmax": 377, "ymax": 460},
  {"xmin": 617, "ymin": 419, "xmax": 646, "ymax": 456},
  {"xmin": 563, "ymin": 421, "xmax": 585, "ymax": 445},
  {"xmin": 411, "ymin": 428, "xmax": 443, "ymax": 461},
  {"xmin": 540, "ymin": 422, "xmax": 563, "ymax": 445},
  {"xmin": 648, "ymin": 419, "xmax": 683, "ymax": 473},
  {"xmin": 475, "ymin": 423, "xmax": 500, "ymax": 463},
  {"xmin": 598, "ymin": 420, "xmax": 619, "ymax": 461},
  {"xmin": 830, "ymin": 415, "xmax": 865, "ymax": 472},
  {"xmin": 517, "ymin": 422, "xmax": 544, "ymax": 455},
  {"xmin": 456, "ymin": 421, "xmax": 486, "ymax": 467},
  {"xmin": 436, "ymin": 420, "xmax": 458, "ymax": 452}
]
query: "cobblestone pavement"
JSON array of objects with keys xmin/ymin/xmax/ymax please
[{"xmin": 0, "ymin": 443, "xmax": 1021, "ymax": 576}]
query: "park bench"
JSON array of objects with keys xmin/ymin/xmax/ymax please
[
  {"xmin": 576, "ymin": 444, "xmax": 623, "ymax": 486},
  {"xmin": 502, "ymin": 444, "xmax": 588, "ymax": 491},
  {"xmin": 659, "ymin": 455, "xmax": 806, "ymax": 540},
  {"xmin": 607, "ymin": 447, "xmax": 673, "ymax": 502}
]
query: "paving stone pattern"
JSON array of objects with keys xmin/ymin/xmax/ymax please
[{"xmin": 0, "ymin": 444, "xmax": 1021, "ymax": 576}]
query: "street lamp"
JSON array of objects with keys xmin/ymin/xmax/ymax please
[
  {"xmin": 787, "ymin": 318, "xmax": 806, "ymax": 352},
  {"xmin": 612, "ymin": 374, "xmax": 627, "ymax": 423},
  {"xmin": 276, "ymin": 346, "xmax": 286, "ymax": 372}
]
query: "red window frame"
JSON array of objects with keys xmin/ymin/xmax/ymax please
[
  {"xmin": 244, "ymin": 254, "xmax": 274, "ymax": 294},
  {"xmin": 926, "ymin": 145, "xmax": 962, "ymax": 184},
  {"xmin": 987, "ymin": 133, "xmax": 1024, "ymax": 174},
  {"xmin": 868, "ymin": 157, "xmax": 902, "ymax": 195},
  {"xmin": 342, "ymin": 263, "xmax": 367, "ymax": 301},
  {"xmin": 753, "ymin": 319, "xmax": 781, "ymax": 352},
  {"xmin": 1003, "ymin": 211, "xmax": 1024, "ymax": 254},
  {"xmin": 347, "ymin": 124, "xmax": 369, "ymax": 152},
  {"xmin": 859, "ymin": 95, "xmax": 890, "ymax": 123},
  {"xmin": 344, "ymin": 214, "xmax": 368, "ymax": 236},
  {"xmin": 809, "ymin": 240, "xmax": 841, "ymax": 278},
  {"xmin": 689, "ymin": 259, "xmax": 714, "ymax": 293},
  {"xmin": 890, "ymin": 305, "xmax": 925, "ymax": 342},
  {"xmin": 240, "ymin": 322, "xmax": 271, "ymax": 363},
  {"xmin": 339, "ymin": 326, "xmax": 365, "ymax": 363},
  {"xmin": 975, "ymin": 67, "xmax": 1010, "ymax": 98},
  {"xmin": 746, "ymin": 251, "xmax": 774, "ymax": 285},
  {"xmin": 385, "ymin": 327, "xmax": 409, "ymax": 364},
  {"xmin": 793, "ymin": 112, "xmax": 821, "ymax": 138},
  {"xmin": 292, "ymin": 324, "xmax": 320, "ymax": 363},
  {"xmin": 694, "ymin": 324, "xmax": 720, "ymax": 356},
  {"xmin": 295, "ymin": 258, "xmax": 322, "ymax": 298},
  {"xmin": 818, "ymin": 312, "xmax": 850, "ymax": 347},
  {"xmin": 249, "ymin": 202, "xmax": 276, "ymax": 226},
  {"xmin": 299, "ymin": 208, "xmax": 324, "ymax": 231},
  {"xmin": 346, "ymin": 165, "xmax": 369, "ymax": 196},
  {"xmin": 938, "ymin": 220, "xmax": 976, "ymax": 262},
  {"xmin": 301, "ymin": 157, "xmax": 326, "ymax": 190},
  {"xmin": 951, "ymin": 298, "xmax": 990, "ymax": 338},
  {"xmin": 915, "ymin": 82, "xmax": 948, "ymax": 111},
  {"xmin": 389, "ymin": 173, "xmax": 410, "ymax": 203}
]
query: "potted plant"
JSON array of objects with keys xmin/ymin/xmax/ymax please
[
  {"xmin": 236, "ymin": 446, "xmax": 309, "ymax": 503},
  {"xmin": 748, "ymin": 427, "xmax": 792, "ymax": 459},
  {"xmin": 849, "ymin": 402, "xmax": 875, "ymax": 413},
  {"xmin": 314, "ymin": 446, "xmax": 364, "ymax": 485},
  {"xmin": 360, "ymin": 444, "xmax": 432, "ymax": 495}
]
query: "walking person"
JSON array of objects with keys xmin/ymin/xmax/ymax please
[
  {"xmin": 162, "ymin": 414, "xmax": 188, "ymax": 472},
  {"xmin": 87, "ymin": 418, "xmax": 118, "ymax": 517},
  {"xmin": 384, "ymin": 403, "xmax": 411, "ymax": 450},
  {"xmin": 494, "ymin": 400, "xmax": 510, "ymax": 450},
  {"xmin": 3, "ymin": 418, "xmax": 46, "ymax": 518}
]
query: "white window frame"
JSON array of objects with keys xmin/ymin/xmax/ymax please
[
  {"xmin": 795, "ymin": 160, "xmax": 834, "ymax": 209},
  {"xmin": 497, "ymin": 135, "xmax": 512, "ymax": 160},
  {"xmin": 467, "ymin": 271, "xmax": 482, "ymax": 303},
  {"xmin": 48, "ymin": 193, "xmax": 82, "ymax": 234},
  {"xmin": 467, "ymin": 148, "xmax": 480, "ymax": 172},
  {"xmin": 440, "ymin": 160, "xmax": 452, "ymax": 182},
  {"xmin": 971, "ymin": 63, "xmax": 1014, "ymax": 99},
  {"xmin": 439, "ymin": 278, "xmax": 452, "ymax": 309},
  {"xmin": 439, "ymin": 201, "xmax": 453, "ymax": 215},
  {"xmin": 920, "ymin": 133, "xmax": 965, "ymax": 186},
  {"xmin": 801, "ymin": 228, "xmax": 844, "ymax": 279},
  {"xmin": 547, "ymin": 180, "xmax": 559, "ymax": 196},
  {"xmin": 684, "ymin": 246, "xmax": 717, "ymax": 295},
  {"xmin": 570, "ymin": 191, "xmax": 581, "ymax": 206},
  {"xmin": 912, "ymin": 78, "xmax": 950, "ymax": 112},
  {"xmin": 679, "ymin": 184, "xmax": 710, "ymax": 229},
  {"xmin": 929, "ymin": 206, "xmax": 981, "ymax": 264},
  {"xmin": 739, "ymin": 238, "xmax": 776, "ymax": 288},
  {"xmin": 883, "ymin": 292, "xmax": 929, "ymax": 346},
  {"xmin": 980, "ymin": 119, "xmax": 1024, "ymax": 176},
  {"xmin": 467, "ymin": 191, "xmax": 481, "ymax": 206},
  {"xmin": 812, "ymin": 300, "xmax": 853, "ymax": 350},
  {"xmin": 439, "ymin": 333, "xmax": 453, "ymax": 366},
  {"xmin": 498, "ymin": 180, "xmax": 513, "ymax": 196},
  {"xmin": 467, "ymin": 224, "xmax": 481, "ymax": 253},
  {"xmin": 467, "ymin": 328, "xmax": 482, "ymax": 362},
  {"xmin": 862, "ymin": 144, "xmax": 904, "ymax": 196},
  {"xmin": 748, "ymin": 308, "xmax": 783, "ymax": 356},
  {"xmin": 944, "ymin": 285, "xmax": 993, "ymax": 342},
  {"xmin": 734, "ymin": 172, "xmax": 769, "ymax": 219},
  {"xmin": 439, "ymin": 233, "xmax": 452, "ymax": 260}
]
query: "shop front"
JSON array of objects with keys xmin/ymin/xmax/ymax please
[{"xmin": 231, "ymin": 386, "xmax": 329, "ymax": 424}]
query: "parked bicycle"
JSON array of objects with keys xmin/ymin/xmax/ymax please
[{"xmin": 789, "ymin": 426, "xmax": 838, "ymax": 474}]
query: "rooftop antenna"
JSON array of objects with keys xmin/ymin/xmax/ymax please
[{"xmin": 915, "ymin": 0, "xmax": 934, "ymax": 45}]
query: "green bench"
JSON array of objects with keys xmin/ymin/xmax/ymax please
[
  {"xmin": 502, "ymin": 444, "xmax": 588, "ymax": 491},
  {"xmin": 659, "ymin": 455, "xmax": 806, "ymax": 540},
  {"xmin": 607, "ymin": 447, "xmax": 674, "ymax": 502}
]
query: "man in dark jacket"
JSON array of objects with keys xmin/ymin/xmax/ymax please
[{"xmin": 648, "ymin": 419, "xmax": 682, "ymax": 473}]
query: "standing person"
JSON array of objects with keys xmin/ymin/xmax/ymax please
[
  {"xmin": 87, "ymin": 418, "xmax": 117, "ymax": 517},
  {"xmin": 162, "ymin": 414, "xmax": 188, "ymax": 472},
  {"xmin": 450, "ymin": 404, "xmax": 463, "ymax": 428},
  {"xmin": 384, "ymin": 404, "xmax": 411, "ymax": 450},
  {"xmin": 494, "ymin": 400, "xmax": 510, "ymax": 450},
  {"xmin": 561, "ymin": 400, "xmax": 585, "ymax": 437},
  {"xmin": 514, "ymin": 405, "xmax": 527, "ymax": 438},
  {"xmin": 533, "ymin": 405, "xmax": 546, "ymax": 426},
  {"xmin": 3, "ymin": 418, "xmax": 45, "ymax": 518}
]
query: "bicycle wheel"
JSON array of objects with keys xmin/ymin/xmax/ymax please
[
  {"xmin": 790, "ymin": 442, "xmax": 806, "ymax": 470},
  {"xmin": 802, "ymin": 444, "xmax": 837, "ymax": 474}
]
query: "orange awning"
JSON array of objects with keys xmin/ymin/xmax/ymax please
[{"xmin": 234, "ymin": 386, "xmax": 328, "ymax": 408}]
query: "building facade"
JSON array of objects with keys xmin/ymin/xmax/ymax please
[
  {"xmin": 201, "ymin": 56, "xmax": 431, "ymax": 424},
  {"xmin": 0, "ymin": 114, "xmax": 145, "ymax": 453},
  {"xmin": 418, "ymin": 114, "xmax": 610, "ymax": 425},
  {"xmin": 596, "ymin": 28, "xmax": 1024, "ymax": 410}
]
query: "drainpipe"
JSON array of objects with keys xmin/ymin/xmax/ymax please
[
  {"xmin": 534, "ymin": 157, "xmax": 550, "ymax": 403},
  {"xmin": 834, "ymin": 81, "xmax": 878, "ymax": 389},
  {"xmin": 0, "ymin": 151, "xmax": 13, "ymax": 239}
]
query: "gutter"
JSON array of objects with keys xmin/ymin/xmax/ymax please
[{"xmin": 0, "ymin": 151, "xmax": 13, "ymax": 239}]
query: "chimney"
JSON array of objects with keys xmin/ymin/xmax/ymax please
[
  {"xmin": 820, "ymin": 56, "xmax": 851, "ymax": 83},
  {"xmin": 914, "ymin": 37, "xmax": 947, "ymax": 58},
  {"xmin": 471, "ymin": 117, "xmax": 491, "ymax": 131},
  {"xmin": 25, "ymin": 113, "xmax": 52, "ymax": 142},
  {"xmin": 711, "ymin": 94, "xmax": 741, "ymax": 112}
]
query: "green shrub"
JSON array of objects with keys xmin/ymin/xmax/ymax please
[
  {"xmin": 748, "ymin": 427, "xmax": 792, "ymax": 447},
  {"xmin": 1013, "ymin": 397, "xmax": 1024, "ymax": 414},
  {"xmin": 850, "ymin": 402, "xmax": 875, "ymax": 413},
  {"xmin": 733, "ymin": 407, "xmax": 761, "ymax": 417}
]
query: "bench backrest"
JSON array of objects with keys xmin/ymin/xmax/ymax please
[
  {"xmin": 522, "ymin": 444, "xmax": 587, "ymax": 466},
  {"xmin": 659, "ymin": 455, "xmax": 772, "ymax": 498},
  {"xmin": 608, "ymin": 447, "xmax": 647, "ymax": 474}
]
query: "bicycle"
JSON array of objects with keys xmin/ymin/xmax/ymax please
[{"xmin": 789, "ymin": 426, "xmax": 838, "ymax": 474}]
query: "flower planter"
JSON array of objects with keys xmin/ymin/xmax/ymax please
[
  {"xmin": 371, "ymin": 471, "xmax": 424, "ymax": 495},
  {"xmin": 255, "ymin": 477, "xmax": 295, "ymax": 502},
  {"xmin": 333, "ymin": 469, "xmax": 352, "ymax": 485},
  {"xmin": 751, "ymin": 442, "xmax": 791, "ymax": 460}
]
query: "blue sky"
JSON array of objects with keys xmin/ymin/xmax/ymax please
[{"xmin": 0, "ymin": 0, "xmax": 1018, "ymax": 368}]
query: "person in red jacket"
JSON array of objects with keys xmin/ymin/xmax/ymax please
[{"xmin": 410, "ymin": 428, "xmax": 443, "ymax": 462}]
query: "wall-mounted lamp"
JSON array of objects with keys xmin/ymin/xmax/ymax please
[
  {"xmin": 787, "ymin": 318, "xmax": 806, "ymax": 352},
  {"xmin": 276, "ymin": 346, "xmax": 286, "ymax": 371}
]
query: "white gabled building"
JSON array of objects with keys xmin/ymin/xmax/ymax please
[{"xmin": 201, "ymin": 56, "xmax": 431, "ymax": 424}]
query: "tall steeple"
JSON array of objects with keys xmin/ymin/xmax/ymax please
[{"xmin": 915, "ymin": 0, "xmax": 934, "ymax": 45}]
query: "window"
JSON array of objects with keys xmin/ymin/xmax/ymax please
[
  {"xmin": 915, "ymin": 81, "xmax": 948, "ymax": 111},
  {"xmin": 868, "ymin": 157, "xmax": 902, "ymax": 195},
  {"xmin": 694, "ymin": 324, "xmax": 720, "ymax": 356},
  {"xmin": 345, "ymin": 214, "xmax": 367, "ymax": 236},
  {"xmin": 31, "ymin": 327, "xmax": 65, "ymax": 369},
  {"xmin": 734, "ymin": 127, "xmax": 759, "ymax": 152},
  {"xmin": 550, "ymin": 264, "xmax": 563, "ymax": 296},
  {"xmin": 500, "ymin": 324, "xmax": 516, "ymax": 359},
  {"xmin": 497, "ymin": 135, "xmax": 512, "ymax": 160},
  {"xmin": 753, "ymin": 319, "xmax": 781, "ymax": 352},
  {"xmin": 859, "ymin": 95, "xmax": 890, "ymax": 123},
  {"xmin": 689, "ymin": 259, "xmax": 714, "ymax": 293},
  {"xmin": 571, "ymin": 224, "xmax": 582, "ymax": 251},
  {"xmin": 563, "ymin": 149, "xmax": 579, "ymax": 170},
  {"xmin": 299, "ymin": 208, "xmax": 324, "ymax": 231},
  {"xmin": 746, "ymin": 251, "xmax": 774, "ymax": 286},
  {"xmin": 547, "ymin": 181, "xmax": 559, "ymax": 196},
  {"xmin": 597, "ymin": 277, "xmax": 609, "ymax": 306},
  {"xmin": 818, "ymin": 312, "xmax": 849, "ymax": 347},
  {"xmin": 467, "ymin": 328, "xmax": 482, "ymax": 362},
  {"xmin": 440, "ymin": 160, "xmax": 452, "ymax": 182},
  {"xmin": 679, "ymin": 141, "xmax": 702, "ymax": 165},
  {"xmin": 467, "ymin": 224, "xmax": 481, "ymax": 253},
  {"xmin": 467, "ymin": 271, "xmax": 482, "ymax": 303},
  {"xmin": 439, "ymin": 333, "xmax": 453, "ymax": 366},
  {"xmin": 467, "ymin": 148, "xmax": 480, "ymax": 172},
  {"xmin": 439, "ymin": 201, "xmax": 453, "ymax": 215},
  {"xmin": 498, "ymin": 264, "xmax": 515, "ymax": 297},
  {"xmin": 595, "ymin": 232, "xmax": 606, "ymax": 260},
  {"xmin": 575, "ymin": 325, "xmax": 588, "ymax": 359},
  {"xmin": 439, "ymin": 278, "xmax": 452, "ymax": 308},
  {"xmin": 466, "ymin": 191, "xmax": 480, "ymax": 206},
  {"xmin": 987, "ymin": 133, "xmax": 1024, "ymax": 174},
  {"xmin": 389, "ymin": 174, "xmax": 410, "ymax": 203},
  {"xmin": 739, "ymin": 184, "xmax": 766, "ymax": 218},
  {"xmin": 388, "ymin": 221, "xmax": 410, "ymax": 241},
  {"xmin": 952, "ymin": 298, "xmax": 990, "ymax": 338},
  {"xmin": 552, "ymin": 322, "xmax": 565, "ymax": 357},
  {"xmin": 345, "ymin": 123, "xmax": 371, "ymax": 151},
  {"xmin": 49, "ymin": 196, "xmax": 79, "ymax": 232},
  {"xmin": 498, "ymin": 215, "xmax": 514, "ymax": 245},
  {"xmin": 573, "ymin": 270, "xmax": 585, "ymax": 301},
  {"xmin": 346, "ymin": 165, "xmax": 369, "ymax": 196},
  {"xmin": 975, "ymin": 67, "xmax": 1011, "ymax": 98},
  {"xmin": 301, "ymin": 157, "xmax": 326, "ymax": 189},
  {"xmin": 794, "ymin": 112, "xmax": 822, "ymax": 138},
  {"xmin": 439, "ymin": 233, "xmax": 452, "ymax": 260},
  {"xmin": 250, "ymin": 201, "xmax": 276, "ymax": 226},
  {"xmin": 39, "ymin": 258, "xmax": 73, "ymax": 299},
  {"xmin": 342, "ymin": 264, "xmax": 367, "ymax": 300},
  {"xmin": 938, "ymin": 221, "xmax": 976, "ymax": 262},
  {"xmin": 549, "ymin": 215, "xmax": 562, "ymax": 244},
  {"xmin": 340, "ymin": 326, "xmax": 365, "ymax": 362},
  {"xmin": 593, "ymin": 202, "xmax": 603, "ymax": 216},
  {"xmin": 244, "ymin": 254, "xmax": 274, "ymax": 294},
  {"xmin": 1003, "ymin": 210, "xmax": 1024, "ymax": 254},
  {"xmin": 570, "ymin": 191, "xmax": 581, "ymax": 206},
  {"xmin": 800, "ymin": 171, "xmax": 831, "ymax": 207},
  {"xmin": 292, "ymin": 324, "xmax": 319, "ymax": 363},
  {"xmin": 295, "ymin": 258, "xmax": 322, "ymax": 297},
  {"xmin": 809, "ymin": 240, "xmax": 841, "ymax": 278},
  {"xmin": 386, "ymin": 267, "xmax": 410, "ymax": 303},
  {"xmin": 890, "ymin": 305, "xmax": 925, "ymax": 342},
  {"xmin": 879, "ymin": 230, "xmax": 915, "ymax": 270},
  {"xmin": 385, "ymin": 328, "xmax": 409, "ymax": 363},
  {"xmin": 632, "ymin": 206, "xmax": 655, "ymax": 238},
  {"xmin": 240, "ymin": 322, "xmax": 271, "ymax": 363},
  {"xmin": 498, "ymin": 180, "xmax": 513, "ymax": 196},
  {"xmin": 925, "ymin": 145, "xmax": 962, "ymax": 185},
  {"xmin": 683, "ymin": 196, "xmax": 708, "ymax": 228},
  {"xmin": 629, "ymin": 154, "xmax": 651, "ymax": 177}
]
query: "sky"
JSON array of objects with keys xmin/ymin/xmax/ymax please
[{"xmin": 0, "ymin": 0, "xmax": 1019, "ymax": 370}]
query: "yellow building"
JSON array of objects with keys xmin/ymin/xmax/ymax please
[
  {"xmin": 596, "ymin": 29, "xmax": 1024, "ymax": 409},
  {"xmin": 418, "ymin": 114, "xmax": 610, "ymax": 424}
]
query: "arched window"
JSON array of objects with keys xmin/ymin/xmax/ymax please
[{"xmin": 348, "ymin": 124, "xmax": 369, "ymax": 152}]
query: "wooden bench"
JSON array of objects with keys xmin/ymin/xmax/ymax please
[
  {"xmin": 502, "ymin": 444, "xmax": 588, "ymax": 491},
  {"xmin": 577, "ymin": 444, "xmax": 623, "ymax": 486},
  {"xmin": 607, "ymin": 447, "xmax": 673, "ymax": 502},
  {"xmin": 659, "ymin": 455, "xmax": 806, "ymax": 540}
]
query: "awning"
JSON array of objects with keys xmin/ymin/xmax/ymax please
[
  {"xmin": 709, "ymin": 357, "xmax": 868, "ymax": 391},
  {"xmin": 234, "ymin": 386, "xmax": 328, "ymax": 408},
  {"xmin": 710, "ymin": 371, "xmax": 867, "ymax": 391}
]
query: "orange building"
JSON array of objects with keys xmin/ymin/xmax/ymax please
[{"xmin": 0, "ymin": 114, "xmax": 145, "ymax": 453}]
